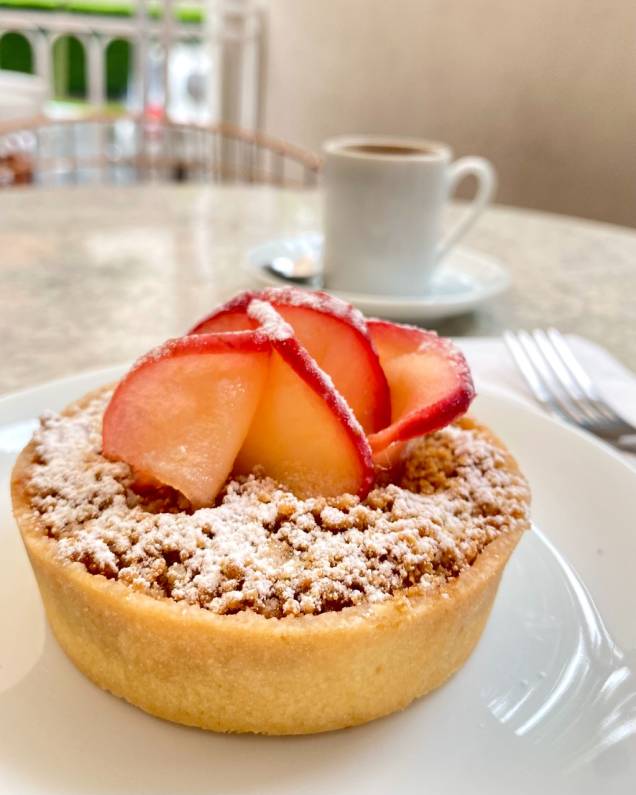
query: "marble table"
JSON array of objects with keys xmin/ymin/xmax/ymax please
[{"xmin": 1, "ymin": 184, "xmax": 635, "ymax": 395}]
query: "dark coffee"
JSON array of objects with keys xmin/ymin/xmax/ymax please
[{"xmin": 343, "ymin": 143, "xmax": 435, "ymax": 157}]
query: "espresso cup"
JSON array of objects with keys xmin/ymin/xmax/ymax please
[{"xmin": 322, "ymin": 135, "xmax": 496, "ymax": 296}]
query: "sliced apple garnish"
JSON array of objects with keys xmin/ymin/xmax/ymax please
[
  {"xmin": 103, "ymin": 297, "xmax": 473, "ymax": 506},
  {"xmin": 367, "ymin": 319, "xmax": 475, "ymax": 454},
  {"xmin": 102, "ymin": 332, "xmax": 270, "ymax": 507},
  {"xmin": 236, "ymin": 300, "xmax": 374, "ymax": 498},
  {"xmin": 190, "ymin": 291, "xmax": 259, "ymax": 333},
  {"xmin": 190, "ymin": 287, "xmax": 390, "ymax": 433}
]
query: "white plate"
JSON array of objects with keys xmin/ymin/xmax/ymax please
[
  {"xmin": 245, "ymin": 233, "xmax": 511, "ymax": 321},
  {"xmin": 1, "ymin": 368, "xmax": 635, "ymax": 795}
]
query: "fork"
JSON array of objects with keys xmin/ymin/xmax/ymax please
[{"xmin": 504, "ymin": 328, "xmax": 636, "ymax": 452}]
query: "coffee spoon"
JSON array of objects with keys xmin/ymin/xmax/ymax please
[{"xmin": 264, "ymin": 254, "xmax": 323, "ymax": 287}]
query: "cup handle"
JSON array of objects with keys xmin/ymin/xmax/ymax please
[{"xmin": 436, "ymin": 156, "xmax": 496, "ymax": 263}]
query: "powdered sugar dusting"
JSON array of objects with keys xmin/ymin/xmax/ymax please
[
  {"xmin": 262, "ymin": 288, "xmax": 368, "ymax": 335},
  {"xmin": 247, "ymin": 299, "xmax": 294, "ymax": 341},
  {"xmin": 23, "ymin": 392, "xmax": 530, "ymax": 618},
  {"xmin": 126, "ymin": 336, "xmax": 187, "ymax": 371}
]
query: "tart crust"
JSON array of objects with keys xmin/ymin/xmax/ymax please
[{"xmin": 11, "ymin": 390, "xmax": 529, "ymax": 735}]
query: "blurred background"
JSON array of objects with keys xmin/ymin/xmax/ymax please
[{"xmin": 0, "ymin": 0, "xmax": 635, "ymax": 224}]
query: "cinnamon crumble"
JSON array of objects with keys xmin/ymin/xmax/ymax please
[{"xmin": 24, "ymin": 391, "xmax": 529, "ymax": 618}]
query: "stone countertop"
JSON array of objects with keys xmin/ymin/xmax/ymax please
[{"xmin": 1, "ymin": 183, "xmax": 635, "ymax": 394}]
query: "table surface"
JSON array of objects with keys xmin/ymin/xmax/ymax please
[{"xmin": 1, "ymin": 184, "xmax": 635, "ymax": 395}]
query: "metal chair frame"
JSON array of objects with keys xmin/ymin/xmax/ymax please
[{"xmin": 0, "ymin": 113, "xmax": 321, "ymax": 187}]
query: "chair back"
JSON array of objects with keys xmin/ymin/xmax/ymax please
[{"xmin": 0, "ymin": 113, "xmax": 320, "ymax": 188}]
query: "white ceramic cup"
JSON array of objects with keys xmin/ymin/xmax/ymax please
[{"xmin": 322, "ymin": 135, "xmax": 496, "ymax": 296}]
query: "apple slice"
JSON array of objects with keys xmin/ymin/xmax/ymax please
[
  {"xmin": 235, "ymin": 300, "xmax": 374, "ymax": 498},
  {"xmin": 189, "ymin": 291, "xmax": 260, "ymax": 333},
  {"xmin": 367, "ymin": 319, "xmax": 475, "ymax": 453},
  {"xmin": 102, "ymin": 331, "xmax": 271, "ymax": 507},
  {"xmin": 189, "ymin": 288, "xmax": 390, "ymax": 433}
]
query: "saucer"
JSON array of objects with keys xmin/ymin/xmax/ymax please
[{"xmin": 245, "ymin": 233, "xmax": 510, "ymax": 321}]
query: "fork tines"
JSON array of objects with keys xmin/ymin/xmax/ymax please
[{"xmin": 504, "ymin": 328, "xmax": 635, "ymax": 440}]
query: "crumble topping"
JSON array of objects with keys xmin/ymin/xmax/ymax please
[{"xmin": 23, "ymin": 392, "xmax": 529, "ymax": 618}]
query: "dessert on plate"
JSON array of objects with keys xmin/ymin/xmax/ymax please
[{"xmin": 11, "ymin": 287, "xmax": 530, "ymax": 735}]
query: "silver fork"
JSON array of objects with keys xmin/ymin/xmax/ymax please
[{"xmin": 504, "ymin": 328, "xmax": 636, "ymax": 452}]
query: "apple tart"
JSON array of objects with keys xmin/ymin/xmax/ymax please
[{"xmin": 12, "ymin": 288, "xmax": 530, "ymax": 734}]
